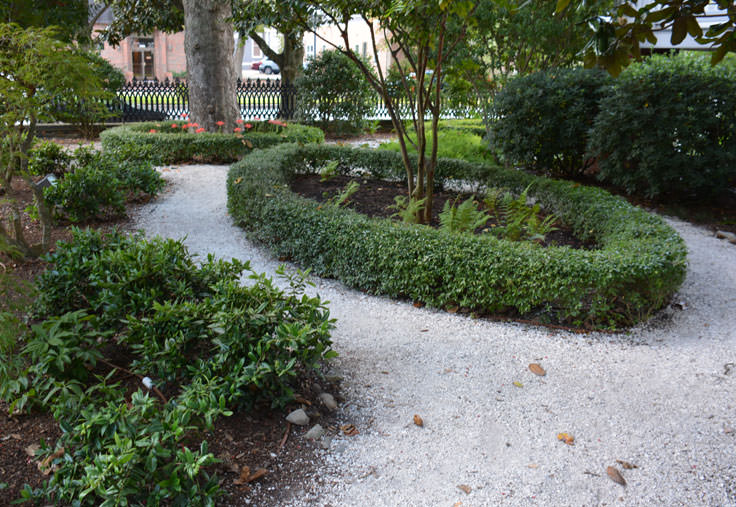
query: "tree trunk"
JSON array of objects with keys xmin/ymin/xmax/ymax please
[
  {"xmin": 182, "ymin": 0, "xmax": 239, "ymax": 131},
  {"xmin": 233, "ymin": 32, "xmax": 245, "ymax": 78},
  {"xmin": 279, "ymin": 31, "xmax": 304, "ymax": 119}
]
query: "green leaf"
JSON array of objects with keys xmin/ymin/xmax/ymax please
[{"xmin": 555, "ymin": 0, "xmax": 572, "ymax": 14}]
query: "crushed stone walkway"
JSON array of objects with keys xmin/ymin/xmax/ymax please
[{"xmin": 131, "ymin": 164, "xmax": 736, "ymax": 506}]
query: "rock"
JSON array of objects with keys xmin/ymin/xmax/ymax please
[
  {"xmin": 320, "ymin": 435, "xmax": 333, "ymax": 449},
  {"xmin": 324, "ymin": 374, "xmax": 343, "ymax": 383},
  {"xmin": 318, "ymin": 392, "xmax": 338, "ymax": 411},
  {"xmin": 716, "ymin": 230, "xmax": 736, "ymax": 244},
  {"xmin": 333, "ymin": 442, "xmax": 347, "ymax": 454},
  {"xmin": 286, "ymin": 409, "xmax": 310, "ymax": 426},
  {"xmin": 305, "ymin": 424, "xmax": 325, "ymax": 440}
]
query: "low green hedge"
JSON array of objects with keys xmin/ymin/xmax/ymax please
[
  {"xmin": 100, "ymin": 120, "xmax": 324, "ymax": 164},
  {"xmin": 227, "ymin": 144, "xmax": 687, "ymax": 328}
]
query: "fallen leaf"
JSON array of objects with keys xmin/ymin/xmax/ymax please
[
  {"xmin": 233, "ymin": 465, "xmax": 251, "ymax": 485},
  {"xmin": 294, "ymin": 395, "xmax": 312, "ymax": 406},
  {"xmin": 616, "ymin": 460, "xmax": 638, "ymax": 470},
  {"xmin": 446, "ymin": 305, "xmax": 459, "ymax": 313},
  {"xmin": 529, "ymin": 363, "xmax": 546, "ymax": 376},
  {"xmin": 413, "ymin": 301, "xmax": 424, "ymax": 308},
  {"xmin": 457, "ymin": 484, "xmax": 472, "ymax": 494},
  {"xmin": 420, "ymin": 329, "xmax": 429, "ymax": 332},
  {"xmin": 607, "ymin": 466, "xmax": 626, "ymax": 486},
  {"xmin": 38, "ymin": 447, "xmax": 65, "ymax": 475},
  {"xmin": 247, "ymin": 468, "xmax": 268, "ymax": 483},
  {"xmin": 413, "ymin": 414, "xmax": 424, "ymax": 427},
  {"xmin": 234, "ymin": 177, "xmax": 243, "ymax": 184},
  {"xmin": 245, "ymin": 140, "xmax": 253, "ymax": 148},
  {"xmin": 24, "ymin": 443, "xmax": 40, "ymax": 457},
  {"xmin": 340, "ymin": 424, "xmax": 359, "ymax": 436},
  {"xmin": 557, "ymin": 433, "xmax": 574, "ymax": 445},
  {"xmin": 453, "ymin": 503, "xmax": 463, "ymax": 507},
  {"xmin": 513, "ymin": 381, "xmax": 523, "ymax": 388},
  {"xmin": 527, "ymin": 464, "xmax": 539, "ymax": 469}
]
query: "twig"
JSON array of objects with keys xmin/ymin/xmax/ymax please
[
  {"xmin": 98, "ymin": 358, "xmax": 168, "ymax": 404},
  {"xmin": 278, "ymin": 422, "xmax": 291, "ymax": 452}
]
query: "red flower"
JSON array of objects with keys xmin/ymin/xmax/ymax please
[
  {"xmin": 233, "ymin": 127, "xmax": 242, "ymax": 132},
  {"xmin": 195, "ymin": 127, "xmax": 205, "ymax": 133},
  {"xmin": 190, "ymin": 122, "xmax": 199, "ymax": 127},
  {"xmin": 171, "ymin": 124, "xmax": 178, "ymax": 128},
  {"xmin": 149, "ymin": 129, "xmax": 157, "ymax": 133},
  {"xmin": 236, "ymin": 118, "xmax": 244, "ymax": 124},
  {"xmin": 216, "ymin": 121, "xmax": 224, "ymax": 126},
  {"xmin": 180, "ymin": 113, "xmax": 188, "ymax": 118},
  {"xmin": 245, "ymin": 123, "xmax": 252, "ymax": 129}
]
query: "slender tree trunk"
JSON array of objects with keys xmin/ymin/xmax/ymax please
[
  {"xmin": 182, "ymin": 0, "xmax": 238, "ymax": 131},
  {"xmin": 279, "ymin": 32, "xmax": 304, "ymax": 119},
  {"xmin": 233, "ymin": 32, "xmax": 246, "ymax": 79}
]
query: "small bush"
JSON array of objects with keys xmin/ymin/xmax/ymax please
[
  {"xmin": 28, "ymin": 140, "xmax": 71, "ymax": 177},
  {"xmin": 42, "ymin": 147, "xmax": 164, "ymax": 222},
  {"xmin": 588, "ymin": 53, "xmax": 736, "ymax": 199},
  {"xmin": 491, "ymin": 68, "xmax": 612, "ymax": 177},
  {"xmin": 228, "ymin": 143, "xmax": 687, "ymax": 328},
  {"xmin": 100, "ymin": 121, "xmax": 324, "ymax": 164},
  {"xmin": 296, "ymin": 50, "xmax": 375, "ymax": 134}
]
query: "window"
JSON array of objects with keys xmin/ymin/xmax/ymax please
[
  {"xmin": 132, "ymin": 37, "xmax": 155, "ymax": 79},
  {"xmin": 362, "ymin": 42, "xmax": 367, "ymax": 58}
]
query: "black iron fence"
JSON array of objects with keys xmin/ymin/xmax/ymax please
[{"xmin": 67, "ymin": 78, "xmax": 477, "ymax": 123}]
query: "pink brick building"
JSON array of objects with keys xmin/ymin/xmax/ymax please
[{"xmin": 93, "ymin": 8, "xmax": 186, "ymax": 81}]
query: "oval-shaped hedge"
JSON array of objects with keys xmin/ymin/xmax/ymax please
[
  {"xmin": 100, "ymin": 121, "xmax": 324, "ymax": 164},
  {"xmin": 227, "ymin": 144, "xmax": 687, "ymax": 328}
]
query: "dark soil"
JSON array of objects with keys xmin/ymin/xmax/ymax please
[{"xmin": 290, "ymin": 174, "xmax": 593, "ymax": 249}]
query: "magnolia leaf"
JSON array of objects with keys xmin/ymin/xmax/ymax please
[
  {"xmin": 529, "ymin": 363, "xmax": 546, "ymax": 376},
  {"xmin": 557, "ymin": 432, "xmax": 574, "ymax": 445},
  {"xmin": 606, "ymin": 466, "xmax": 626, "ymax": 486},
  {"xmin": 413, "ymin": 414, "xmax": 424, "ymax": 427},
  {"xmin": 671, "ymin": 16, "xmax": 688, "ymax": 45},
  {"xmin": 457, "ymin": 484, "xmax": 471, "ymax": 494}
]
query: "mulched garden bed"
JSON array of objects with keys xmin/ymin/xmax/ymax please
[{"xmin": 290, "ymin": 174, "xmax": 594, "ymax": 249}]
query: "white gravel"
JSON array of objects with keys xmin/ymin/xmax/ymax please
[{"xmin": 132, "ymin": 164, "xmax": 736, "ymax": 506}]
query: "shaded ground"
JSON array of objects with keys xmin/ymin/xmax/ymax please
[{"xmin": 290, "ymin": 174, "xmax": 592, "ymax": 250}]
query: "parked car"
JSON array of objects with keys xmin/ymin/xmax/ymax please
[{"xmin": 259, "ymin": 59, "xmax": 280, "ymax": 75}]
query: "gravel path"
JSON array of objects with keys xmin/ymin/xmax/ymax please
[{"xmin": 132, "ymin": 165, "xmax": 736, "ymax": 506}]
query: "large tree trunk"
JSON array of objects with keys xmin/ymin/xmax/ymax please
[
  {"xmin": 233, "ymin": 32, "xmax": 245, "ymax": 78},
  {"xmin": 182, "ymin": 0, "xmax": 239, "ymax": 131}
]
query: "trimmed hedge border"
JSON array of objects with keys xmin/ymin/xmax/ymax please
[
  {"xmin": 227, "ymin": 144, "xmax": 687, "ymax": 328},
  {"xmin": 100, "ymin": 121, "xmax": 324, "ymax": 164}
]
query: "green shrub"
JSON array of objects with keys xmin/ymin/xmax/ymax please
[
  {"xmin": 379, "ymin": 128, "xmax": 496, "ymax": 165},
  {"xmin": 228, "ymin": 143, "xmax": 687, "ymax": 328},
  {"xmin": 42, "ymin": 147, "xmax": 163, "ymax": 222},
  {"xmin": 491, "ymin": 68, "xmax": 612, "ymax": 177},
  {"xmin": 28, "ymin": 140, "xmax": 71, "ymax": 177},
  {"xmin": 296, "ymin": 50, "xmax": 375, "ymax": 134},
  {"xmin": 588, "ymin": 53, "xmax": 736, "ymax": 199},
  {"xmin": 5, "ymin": 229, "xmax": 335, "ymax": 504},
  {"xmin": 100, "ymin": 120, "xmax": 324, "ymax": 164}
]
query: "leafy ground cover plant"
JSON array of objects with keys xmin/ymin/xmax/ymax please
[
  {"xmin": 228, "ymin": 143, "xmax": 687, "ymax": 328},
  {"xmin": 379, "ymin": 129, "xmax": 496, "ymax": 166},
  {"xmin": 1, "ymin": 228, "xmax": 335, "ymax": 505},
  {"xmin": 100, "ymin": 120, "xmax": 324, "ymax": 164}
]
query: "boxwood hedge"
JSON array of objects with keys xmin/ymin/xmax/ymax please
[
  {"xmin": 100, "ymin": 121, "xmax": 324, "ymax": 164},
  {"xmin": 227, "ymin": 144, "xmax": 687, "ymax": 328}
]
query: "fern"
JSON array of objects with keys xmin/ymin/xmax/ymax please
[
  {"xmin": 439, "ymin": 196, "xmax": 489, "ymax": 234},
  {"xmin": 388, "ymin": 195, "xmax": 427, "ymax": 224},
  {"xmin": 325, "ymin": 181, "xmax": 359, "ymax": 208},
  {"xmin": 319, "ymin": 160, "xmax": 339, "ymax": 182}
]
